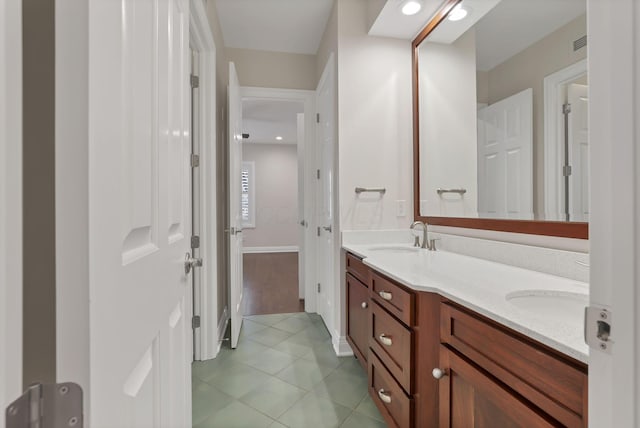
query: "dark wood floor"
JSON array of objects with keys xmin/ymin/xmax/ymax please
[{"xmin": 243, "ymin": 252, "xmax": 304, "ymax": 315}]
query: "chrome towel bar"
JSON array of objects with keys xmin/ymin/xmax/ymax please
[
  {"xmin": 437, "ymin": 188, "xmax": 467, "ymax": 195},
  {"xmin": 355, "ymin": 187, "xmax": 386, "ymax": 195}
]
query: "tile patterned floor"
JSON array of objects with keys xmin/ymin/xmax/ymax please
[{"xmin": 192, "ymin": 312, "xmax": 386, "ymax": 428}]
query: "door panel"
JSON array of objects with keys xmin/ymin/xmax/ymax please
[
  {"xmin": 0, "ymin": 0, "xmax": 22, "ymax": 422},
  {"xmin": 477, "ymin": 88, "xmax": 533, "ymax": 219},
  {"xmin": 315, "ymin": 57, "xmax": 335, "ymax": 335},
  {"xmin": 88, "ymin": 0, "xmax": 191, "ymax": 426},
  {"xmin": 228, "ymin": 62, "xmax": 244, "ymax": 348},
  {"xmin": 568, "ymin": 83, "xmax": 589, "ymax": 222}
]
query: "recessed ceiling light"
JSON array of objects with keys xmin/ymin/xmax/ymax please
[
  {"xmin": 275, "ymin": 136, "xmax": 283, "ymax": 141},
  {"xmin": 401, "ymin": 0, "xmax": 422, "ymax": 16},
  {"xmin": 448, "ymin": 4, "xmax": 468, "ymax": 21}
]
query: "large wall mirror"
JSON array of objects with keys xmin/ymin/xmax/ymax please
[{"xmin": 413, "ymin": 0, "xmax": 588, "ymax": 238}]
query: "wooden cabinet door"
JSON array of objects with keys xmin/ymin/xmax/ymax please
[
  {"xmin": 347, "ymin": 273, "xmax": 369, "ymax": 364},
  {"xmin": 438, "ymin": 346, "xmax": 560, "ymax": 428}
]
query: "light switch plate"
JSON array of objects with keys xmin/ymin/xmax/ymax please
[{"xmin": 396, "ymin": 200, "xmax": 406, "ymax": 217}]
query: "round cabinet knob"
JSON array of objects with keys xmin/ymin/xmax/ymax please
[
  {"xmin": 432, "ymin": 368, "xmax": 447, "ymax": 380},
  {"xmin": 361, "ymin": 302, "xmax": 368, "ymax": 309},
  {"xmin": 377, "ymin": 389, "xmax": 392, "ymax": 404}
]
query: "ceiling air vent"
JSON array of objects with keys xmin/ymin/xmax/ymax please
[{"xmin": 573, "ymin": 35, "xmax": 587, "ymax": 52}]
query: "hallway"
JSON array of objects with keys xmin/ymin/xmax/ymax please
[
  {"xmin": 192, "ymin": 312, "xmax": 384, "ymax": 428},
  {"xmin": 243, "ymin": 253, "xmax": 304, "ymax": 315}
]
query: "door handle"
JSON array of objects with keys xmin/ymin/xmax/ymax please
[
  {"xmin": 323, "ymin": 225, "xmax": 332, "ymax": 233},
  {"xmin": 184, "ymin": 252, "xmax": 203, "ymax": 274},
  {"xmin": 225, "ymin": 227, "xmax": 243, "ymax": 235},
  {"xmin": 300, "ymin": 220, "xmax": 308, "ymax": 227}
]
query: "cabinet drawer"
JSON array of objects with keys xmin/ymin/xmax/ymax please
[
  {"xmin": 346, "ymin": 253, "xmax": 369, "ymax": 284},
  {"xmin": 370, "ymin": 300, "xmax": 413, "ymax": 393},
  {"xmin": 369, "ymin": 351, "xmax": 413, "ymax": 428},
  {"xmin": 371, "ymin": 271, "xmax": 414, "ymax": 326},
  {"xmin": 441, "ymin": 303, "xmax": 587, "ymax": 427}
]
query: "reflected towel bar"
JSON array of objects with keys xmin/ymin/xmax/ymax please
[
  {"xmin": 355, "ymin": 187, "xmax": 386, "ymax": 195},
  {"xmin": 437, "ymin": 188, "xmax": 467, "ymax": 195}
]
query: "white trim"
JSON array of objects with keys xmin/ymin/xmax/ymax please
[
  {"xmin": 543, "ymin": 59, "xmax": 587, "ymax": 221},
  {"xmin": 588, "ymin": 0, "xmax": 639, "ymax": 425},
  {"xmin": 239, "ymin": 86, "xmax": 317, "ymax": 313},
  {"xmin": 216, "ymin": 307, "xmax": 229, "ymax": 355},
  {"xmin": 243, "ymin": 246, "xmax": 299, "ymax": 254},
  {"xmin": 190, "ymin": 0, "xmax": 218, "ymax": 361},
  {"xmin": 332, "ymin": 335, "xmax": 354, "ymax": 357},
  {"xmin": 1, "ymin": 0, "xmax": 22, "ymax": 416}
]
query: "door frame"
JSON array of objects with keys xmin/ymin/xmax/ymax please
[
  {"xmin": 588, "ymin": 0, "xmax": 639, "ymax": 425},
  {"xmin": 1, "ymin": 0, "xmax": 23, "ymax": 419},
  {"xmin": 236, "ymin": 86, "xmax": 317, "ymax": 313},
  {"xmin": 189, "ymin": 0, "xmax": 218, "ymax": 361},
  {"xmin": 543, "ymin": 59, "xmax": 587, "ymax": 221}
]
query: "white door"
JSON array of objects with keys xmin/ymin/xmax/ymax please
[
  {"xmin": 477, "ymin": 88, "xmax": 533, "ymax": 219},
  {"xmin": 297, "ymin": 113, "xmax": 306, "ymax": 300},
  {"xmin": 228, "ymin": 62, "xmax": 244, "ymax": 349},
  {"xmin": 191, "ymin": 49, "xmax": 203, "ymax": 359},
  {"xmin": 567, "ymin": 83, "xmax": 589, "ymax": 222},
  {"xmin": 315, "ymin": 57, "xmax": 335, "ymax": 334},
  {"xmin": 0, "ymin": 0, "xmax": 22, "ymax": 422},
  {"xmin": 86, "ymin": 0, "xmax": 192, "ymax": 426}
]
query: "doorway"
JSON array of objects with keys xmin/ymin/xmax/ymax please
[{"xmin": 241, "ymin": 97, "xmax": 305, "ymax": 314}]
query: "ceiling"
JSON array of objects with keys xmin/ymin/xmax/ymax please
[
  {"xmin": 242, "ymin": 99, "xmax": 304, "ymax": 145},
  {"xmin": 215, "ymin": 0, "xmax": 334, "ymax": 54},
  {"xmin": 369, "ymin": 0, "xmax": 446, "ymax": 40}
]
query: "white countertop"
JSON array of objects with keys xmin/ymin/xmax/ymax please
[{"xmin": 343, "ymin": 243, "xmax": 589, "ymax": 363}]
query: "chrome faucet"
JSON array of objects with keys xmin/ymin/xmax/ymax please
[{"xmin": 410, "ymin": 221, "xmax": 438, "ymax": 251}]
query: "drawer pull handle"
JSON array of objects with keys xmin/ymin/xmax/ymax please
[
  {"xmin": 379, "ymin": 334, "xmax": 393, "ymax": 346},
  {"xmin": 432, "ymin": 368, "xmax": 447, "ymax": 380},
  {"xmin": 361, "ymin": 301, "xmax": 368, "ymax": 309},
  {"xmin": 377, "ymin": 389, "xmax": 392, "ymax": 404},
  {"xmin": 378, "ymin": 291, "xmax": 393, "ymax": 300}
]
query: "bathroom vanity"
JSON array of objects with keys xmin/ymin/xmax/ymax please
[{"xmin": 344, "ymin": 244, "xmax": 588, "ymax": 428}]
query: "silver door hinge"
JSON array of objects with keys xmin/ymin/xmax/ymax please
[
  {"xmin": 191, "ymin": 154, "xmax": 200, "ymax": 168},
  {"xmin": 585, "ymin": 306, "xmax": 612, "ymax": 353},
  {"xmin": 190, "ymin": 74, "xmax": 200, "ymax": 89},
  {"xmin": 316, "ymin": 169, "xmax": 320, "ymax": 180},
  {"xmin": 563, "ymin": 165, "xmax": 572, "ymax": 176},
  {"xmin": 316, "ymin": 113, "xmax": 320, "ymax": 123},
  {"xmin": 191, "ymin": 236, "xmax": 200, "ymax": 249},
  {"xmin": 192, "ymin": 315, "xmax": 201, "ymax": 329},
  {"xmin": 317, "ymin": 226, "xmax": 321, "ymax": 237},
  {"xmin": 317, "ymin": 283, "xmax": 321, "ymax": 293},
  {"xmin": 6, "ymin": 382, "xmax": 83, "ymax": 428},
  {"xmin": 562, "ymin": 103, "xmax": 572, "ymax": 115}
]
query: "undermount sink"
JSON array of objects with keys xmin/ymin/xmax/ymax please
[
  {"xmin": 367, "ymin": 245, "xmax": 420, "ymax": 253},
  {"xmin": 506, "ymin": 290, "xmax": 588, "ymax": 327}
]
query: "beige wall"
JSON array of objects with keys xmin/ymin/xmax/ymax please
[
  {"xmin": 316, "ymin": 0, "xmax": 338, "ymax": 85},
  {"xmin": 227, "ymin": 48, "xmax": 317, "ymax": 90},
  {"xmin": 485, "ymin": 14, "xmax": 587, "ymax": 216},
  {"xmin": 23, "ymin": 0, "xmax": 56, "ymax": 387},
  {"xmin": 242, "ymin": 144, "xmax": 299, "ymax": 248},
  {"xmin": 205, "ymin": 0, "xmax": 230, "ymax": 327},
  {"xmin": 337, "ymin": 0, "xmax": 414, "ymax": 231}
]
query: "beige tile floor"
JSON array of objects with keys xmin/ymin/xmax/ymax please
[{"xmin": 192, "ymin": 312, "xmax": 386, "ymax": 428}]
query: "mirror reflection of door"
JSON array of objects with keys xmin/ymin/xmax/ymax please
[{"xmin": 567, "ymin": 82, "xmax": 589, "ymax": 222}]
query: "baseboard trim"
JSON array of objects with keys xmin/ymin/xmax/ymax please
[
  {"xmin": 216, "ymin": 307, "xmax": 229, "ymax": 355},
  {"xmin": 333, "ymin": 335, "xmax": 354, "ymax": 357},
  {"xmin": 243, "ymin": 246, "xmax": 299, "ymax": 254}
]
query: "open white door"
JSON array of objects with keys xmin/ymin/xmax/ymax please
[
  {"xmin": 477, "ymin": 88, "xmax": 533, "ymax": 219},
  {"xmin": 0, "ymin": 0, "xmax": 22, "ymax": 423},
  {"xmin": 57, "ymin": 0, "xmax": 194, "ymax": 426},
  {"xmin": 315, "ymin": 56, "xmax": 336, "ymax": 335},
  {"xmin": 297, "ymin": 113, "xmax": 306, "ymax": 300},
  {"xmin": 228, "ymin": 62, "xmax": 245, "ymax": 349},
  {"xmin": 567, "ymin": 83, "xmax": 589, "ymax": 222}
]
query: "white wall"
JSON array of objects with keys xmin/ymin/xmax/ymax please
[
  {"xmin": 419, "ymin": 30, "xmax": 478, "ymax": 218},
  {"xmin": 242, "ymin": 143, "xmax": 299, "ymax": 249},
  {"xmin": 337, "ymin": 0, "xmax": 414, "ymax": 231}
]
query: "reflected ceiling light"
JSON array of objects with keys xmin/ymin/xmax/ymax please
[
  {"xmin": 275, "ymin": 136, "xmax": 283, "ymax": 141},
  {"xmin": 447, "ymin": 4, "xmax": 468, "ymax": 21},
  {"xmin": 401, "ymin": 0, "xmax": 422, "ymax": 16}
]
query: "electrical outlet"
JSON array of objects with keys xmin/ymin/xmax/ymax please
[{"xmin": 396, "ymin": 200, "xmax": 406, "ymax": 217}]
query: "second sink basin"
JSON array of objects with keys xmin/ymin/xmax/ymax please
[
  {"xmin": 506, "ymin": 290, "xmax": 588, "ymax": 327},
  {"xmin": 367, "ymin": 245, "xmax": 420, "ymax": 254}
]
